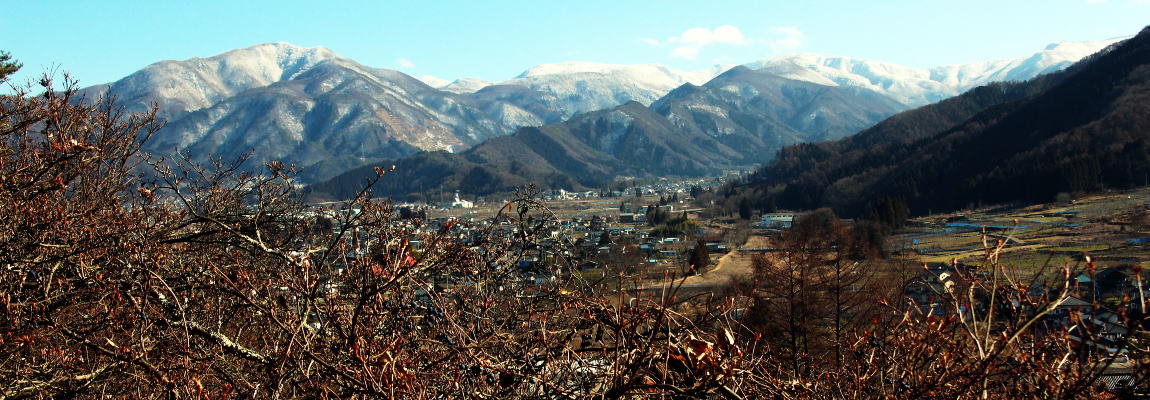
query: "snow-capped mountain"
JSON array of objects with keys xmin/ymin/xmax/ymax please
[
  {"xmin": 81, "ymin": 43, "xmax": 340, "ymax": 120},
  {"xmin": 929, "ymin": 38, "xmax": 1125, "ymax": 91},
  {"xmin": 652, "ymin": 66, "xmax": 905, "ymax": 146},
  {"xmin": 746, "ymin": 55, "xmax": 955, "ymax": 107},
  {"xmin": 81, "ymin": 36, "xmax": 1124, "ymax": 185},
  {"xmin": 311, "ymin": 66, "xmax": 909, "ymax": 200},
  {"xmin": 442, "ymin": 78, "xmax": 493, "ymax": 94},
  {"xmin": 417, "ymin": 75, "xmax": 452, "ymax": 88},
  {"xmin": 417, "ymin": 76, "xmax": 493, "ymax": 93},
  {"xmin": 511, "ymin": 61, "xmax": 720, "ymax": 86},
  {"xmin": 745, "ymin": 38, "xmax": 1124, "ymax": 107},
  {"xmin": 491, "ymin": 62, "xmax": 728, "ymax": 120},
  {"xmin": 86, "ymin": 43, "xmax": 543, "ymax": 183}
]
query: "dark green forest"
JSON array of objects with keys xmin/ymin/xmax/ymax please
[{"xmin": 731, "ymin": 26, "xmax": 1150, "ymax": 222}]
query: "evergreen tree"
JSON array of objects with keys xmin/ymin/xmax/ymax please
[
  {"xmin": 689, "ymin": 240, "xmax": 709, "ymax": 273},
  {"xmin": 764, "ymin": 196, "xmax": 778, "ymax": 213},
  {"xmin": 738, "ymin": 197, "xmax": 753, "ymax": 220},
  {"xmin": 0, "ymin": 51, "xmax": 20, "ymax": 81},
  {"xmin": 864, "ymin": 196, "xmax": 909, "ymax": 230},
  {"xmin": 690, "ymin": 185, "xmax": 703, "ymax": 198},
  {"xmin": 598, "ymin": 230, "xmax": 611, "ymax": 246}
]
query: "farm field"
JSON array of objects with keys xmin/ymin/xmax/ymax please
[{"xmin": 890, "ymin": 188, "xmax": 1150, "ymax": 277}]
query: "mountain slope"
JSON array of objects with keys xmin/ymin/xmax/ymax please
[
  {"xmin": 81, "ymin": 43, "xmax": 339, "ymax": 121},
  {"xmin": 745, "ymin": 38, "xmax": 1123, "ymax": 107},
  {"xmin": 310, "ymin": 67, "xmax": 908, "ymax": 201},
  {"xmin": 80, "ymin": 38, "xmax": 1123, "ymax": 187},
  {"xmin": 752, "ymin": 28, "xmax": 1150, "ymax": 217},
  {"xmin": 930, "ymin": 39, "xmax": 1126, "ymax": 91},
  {"xmin": 471, "ymin": 62, "xmax": 728, "ymax": 124},
  {"xmin": 755, "ymin": 71, "xmax": 1071, "ymax": 208},
  {"xmin": 83, "ymin": 43, "xmax": 555, "ymax": 183},
  {"xmin": 309, "ymin": 101, "xmax": 740, "ymax": 200},
  {"xmin": 148, "ymin": 57, "xmax": 533, "ymax": 182},
  {"xmin": 746, "ymin": 54, "xmax": 957, "ymax": 107},
  {"xmin": 653, "ymin": 66, "xmax": 906, "ymax": 151}
]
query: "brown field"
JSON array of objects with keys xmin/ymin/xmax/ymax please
[{"xmin": 891, "ymin": 187, "xmax": 1150, "ymax": 277}]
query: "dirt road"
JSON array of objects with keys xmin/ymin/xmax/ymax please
[{"xmin": 676, "ymin": 234, "xmax": 770, "ymax": 288}]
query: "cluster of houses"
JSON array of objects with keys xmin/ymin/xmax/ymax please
[
  {"xmin": 424, "ymin": 174, "xmax": 733, "ymax": 207},
  {"xmin": 560, "ymin": 211, "xmax": 731, "ymax": 280},
  {"xmin": 302, "ymin": 199, "xmax": 736, "ymax": 297}
]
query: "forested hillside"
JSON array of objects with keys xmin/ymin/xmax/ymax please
[{"xmin": 739, "ymin": 27, "xmax": 1149, "ymax": 219}]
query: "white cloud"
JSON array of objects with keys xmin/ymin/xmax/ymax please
[
  {"xmin": 766, "ymin": 27, "xmax": 805, "ymax": 53},
  {"xmin": 666, "ymin": 25, "xmax": 750, "ymax": 60},
  {"xmin": 640, "ymin": 38, "xmax": 662, "ymax": 46},
  {"xmin": 396, "ymin": 58, "xmax": 416, "ymax": 68},
  {"xmin": 713, "ymin": 25, "xmax": 749, "ymax": 45},
  {"xmin": 678, "ymin": 27, "xmax": 716, "ymax": 45}
]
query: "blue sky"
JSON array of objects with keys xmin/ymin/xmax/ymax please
[{"xmin": 2, "ymin": 0, "xmax": 1147, "ymax": 87}]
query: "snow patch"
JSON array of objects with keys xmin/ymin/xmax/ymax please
[
  {"xmin": 419, "ymin": 75, "xmax": 452, "ymax": 88},
  {"xmin": 443, "ymin": 78, "xmax": 492, "ymax": 94},
  {"xmin": 744, "ymin": 38, "xmax": 1122, "ymax": 107}
]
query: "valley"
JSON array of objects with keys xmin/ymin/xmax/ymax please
[
  {"xmin": 5, "ymin": 5, "xmax": 1149, "ymax": 396},
  {"xmin": 418, "ymin": 179, "xmax": 1150, "ymax": 299}
]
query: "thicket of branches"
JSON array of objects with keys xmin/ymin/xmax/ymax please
[
  {"xmin": 1, "ymin": 75, "xmax": 1147, "ymax": 399},
  {"xmin": 731, "ymin": 210, "xmax": 1150, "ymax": 398}
]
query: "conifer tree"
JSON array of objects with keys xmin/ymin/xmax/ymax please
[
  {"xmin": 0, "ymin": 51, "xmax": 21, "ymax": 81},
  {"xmin": 689, "ymin": 240, "xmax": 709, "ymax": 272}
]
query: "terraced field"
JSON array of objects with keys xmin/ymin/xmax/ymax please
[{"xmin": 891, "ymin": 187, "xmax": 1150, "ymax": 277}]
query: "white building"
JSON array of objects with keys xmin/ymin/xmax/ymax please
[
  {"xmin": 450, "ymin": 192, "xmax": 474, "ymax": 209},
  {"xmin": 754, "ymin": 213, "xmax": 798, "ymax": 229}
]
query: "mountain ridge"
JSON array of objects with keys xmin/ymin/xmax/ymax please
[
  {"xmin": 740, "ymin": 27, "xmax": 1150, "ymax": 218},
  {"xmin": 744, "ymin": 37, "xmax": 1125, "ymax": 107},
  {"xmin": 308, "ymin": 66, "xmax": 909, "ymax": 201},
  {"xmin": 79, "ymin": 37, "xmax": 1121, "ymax": 187}
]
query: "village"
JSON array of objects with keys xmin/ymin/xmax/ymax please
[
  {"xmin": 294, "ymin": 182, "xmax": 1150, "ymax": 393},
  {"xmin": 465, "ymin": 185, "xmax": 1149, "ymax": 390}
]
